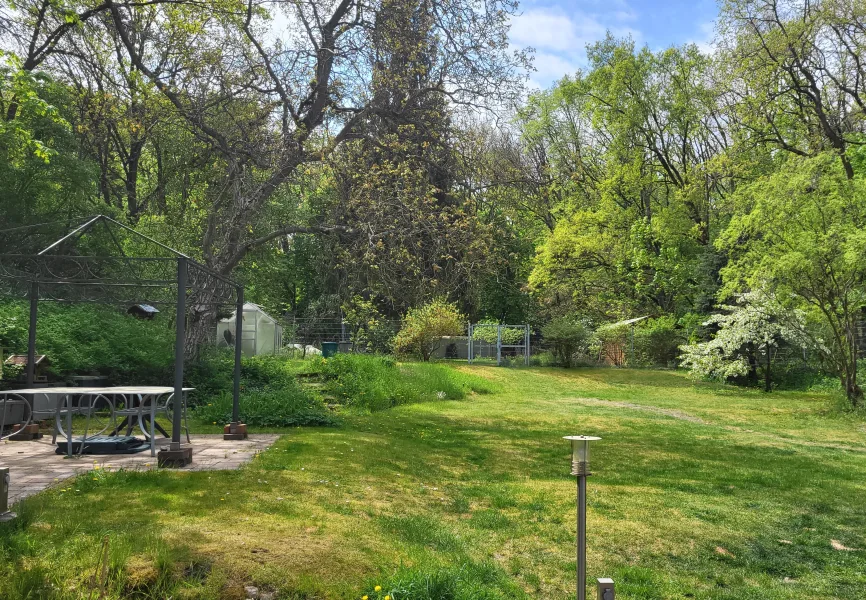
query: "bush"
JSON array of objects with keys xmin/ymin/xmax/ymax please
[
  {"xmin": 632, "ymin": 316, "xmax": 684, "ymax": 368},
  {"xmin": 185, "ymin": 350, "xmax": 301, "ymax": 403},
  {"xmin": 0, "ymin": 301, "xmax": 174, "ymax": 384},
  {"xmin": 310, "ymin": 353, "xmax": 494, "ymax": 411},
  {"xmin": 541, "ymin": 316, "xmax": 590, "ymax": 367},
  {"xmin": 191, "ymin": 387, "xmax": 336, "ymax": 428},
  {"xmin": 394, "ymin": 298, "xmax": 465, "ymax": 361}
]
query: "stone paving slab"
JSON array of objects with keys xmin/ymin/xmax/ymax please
[{"xmin": 1, "ymin": 434, "xmax": 279, "ymax": 505}]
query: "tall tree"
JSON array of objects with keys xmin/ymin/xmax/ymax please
[
  {"xmin": 718, "ymin": 153, "xmax": 866, "ymax": 404},
  {"xmin": 718, "ymin": 0, "xmax": 866, "ymax": 178}
]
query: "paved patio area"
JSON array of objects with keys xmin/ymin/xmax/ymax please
[{"xmin": 1, "ymin": 434, "xmax": 279, "ymax": 505}]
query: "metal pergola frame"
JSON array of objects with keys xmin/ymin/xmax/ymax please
[{"xmin": 0, "ymin": 215, "xmax": 245, "ymax": 449}]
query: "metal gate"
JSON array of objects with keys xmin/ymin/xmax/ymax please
[{"xmin": 467, "ymin": 323, "xmax": 530, "ymax": 366}]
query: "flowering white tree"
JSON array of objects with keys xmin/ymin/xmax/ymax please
[{"xmin": 679, "ymin": 290, "xmax": 809, "ymax": 391}]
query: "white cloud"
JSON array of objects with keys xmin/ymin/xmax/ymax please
[
  {"xmin": 511, "ymin": 6, "xmax": 640, "ymax": 54},
  {"xmin": 527, "ymin": 51, "xmax": 582, "ymax": 90},
  {"xmin": 510, "ymin": 4, "xmax": 643, "ymax": 87},
  {"xmin": 510, "ymin": 8, "xmax": 605, "ymax": 53}
]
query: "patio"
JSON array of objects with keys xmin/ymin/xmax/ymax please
[{"xmin": 2, "ymin": 434, "xmax": 279, "ymax": 505}]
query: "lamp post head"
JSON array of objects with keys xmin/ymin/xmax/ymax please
[{"xmin": 564, "ymin": 435, "xmax": 601, "ymax": 476}]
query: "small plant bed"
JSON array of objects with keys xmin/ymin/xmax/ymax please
[{"xmin": 186, "ymin": 352, "xmax": 337, "ymax": 430}]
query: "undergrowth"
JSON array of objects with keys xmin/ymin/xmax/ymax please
[{"xmin": 310, "ymin": 354, "xmax": 497, "ymax": 411}]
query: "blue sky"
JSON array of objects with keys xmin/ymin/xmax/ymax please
[{"xmin": 510, "ymin": 0, "xmax": 720, "ymax": 89}]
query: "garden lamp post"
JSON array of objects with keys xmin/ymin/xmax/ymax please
[{"xmin": 564, "ymin": 435, "xmax": 601, "ymax": 600}]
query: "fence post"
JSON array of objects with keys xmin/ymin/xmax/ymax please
[{"xmin": 496, "ymin": 325, "xmax": 502, "ymax": 366}]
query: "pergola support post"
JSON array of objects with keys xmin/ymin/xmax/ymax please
[
  {"xmin": 159, "ymin": 257, "xmax": 192, "ymax": 467},
  {"xmin": 225, "ymin": 286, "xmax": 247, "ymax": 440},
  {"xmin": 26, "ymin": 281, "xmax": 38, "ymax": 387}
]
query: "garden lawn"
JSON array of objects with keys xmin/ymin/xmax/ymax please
[{"xmin": 2, "ymin": 366, "xmax": 865, "ymax": 600}]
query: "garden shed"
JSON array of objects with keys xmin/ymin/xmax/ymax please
[{"xmin": 216, "ymin": 303, "xmax": 283, "ymax": 356}]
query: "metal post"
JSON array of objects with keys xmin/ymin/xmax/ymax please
[
  {"xmin": 232, "ymin": 287, "xmax": 243, "ymax": 426},
  {"xmin": 171, "ymin": 258, "xmax": 187, "ymax": 449},
  {"xmin": 577, "ymin": 475, "xmax": 587, "ymax": 600},
  {"xmin": 525, "ymin": 324, "xmax": 530, "ymax": 366},
  {"xmin": 566, "ymin": 435, "xmax": 600, "ymax": 600},
  {"xmin": 65, "ymin": 396, "xmax": 72, "ymax": 458},
  {"xmin": 496, "ymin": 324, "xmax": 502, "ymax": 366},
  {"xmin": 468, "ymin": 323, "xmax": 473, "ymax": 364},
  {"xmin": 26, "ymin": 281, "xmax": 38, "ymax": 387}
]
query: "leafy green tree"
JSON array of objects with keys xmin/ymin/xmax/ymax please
[
  {"xmin": 342, "ymin": 295, "xmax": 397, "ymax": 354},
  {"xmin": 718, "ymin": 153, "xmax": 866, "ymax": 404},
  {"xmin": 524, "ymin": 39, "xmax": 730, "ymax": 321},
  {"xmin": 394, "ymin": 299, "xmax": 465, "ymax": 361},
  {"xmin": 0, "ymin": 64, "xmax": 96, "ymax": 231},
  {"xmin": 718, "ymin": 0, "xmax": 866, "ymax": 179}
]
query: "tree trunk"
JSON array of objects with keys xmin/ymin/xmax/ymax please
[
  {"xmin": 747, "ymin": 342, "xmax": 758, "ymax": 385},
  {"xmin": 843, "ymin": 366, "xmax": 863, "ymax": 407},
  {"xmin": 185, "ymin": 304, "xmax": 220, "ymax": 361}
]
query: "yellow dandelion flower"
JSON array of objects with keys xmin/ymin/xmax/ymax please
[
  {"xmin": 362, "ymin": 597, "xmax": 368, "ymax": 600},
  {"xmin": 385, "ymin": 596, "xmax": 390, "ymax": 600},
  {"xmin": 374, "ymin": 586, "xmax": 381, "ymax": 592}
]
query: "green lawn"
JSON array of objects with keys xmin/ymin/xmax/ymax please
[{"xmin": 2, "ymin": 366, "xmax": 865, "ymax": 599}]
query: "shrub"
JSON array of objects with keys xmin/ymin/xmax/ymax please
[
  {"xmin": 542, "ymin": 316, "xmax": 590, "ymax": 367},
  {"xmin": 0, "ymin": 301, "xmax": 174, "ymax": 383},
  {"xmin": 394, "ymin": 298, "xmax": 465, "ymax": 361},
  {"xmin": 632, "ymin": 316, "xmax": 683, "ymax": 368},
  {"xmin": 592, "ymin": 321, "xmax": 629, "ymax": 366},
  {"xmin": 184, "ymin": 350, "xmax": 301, "ymax": 403},
  {"xmin": 190, "ymin": 387, "xmax": 336, "ymax": 428},
  {"xmin": 679, "ymin": 290, "xmax": 810, "ymax": 391}
]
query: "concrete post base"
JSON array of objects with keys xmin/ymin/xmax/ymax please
[
  {"xmin": 157, "ymin": 445, "xmax": 193, "ymax": 468},
  {"xmin": 223, "ymin": 422, "xmax": 248, "ymax": 440}
]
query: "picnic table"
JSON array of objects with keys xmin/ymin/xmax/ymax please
[{"xmin": 0, "ymin": 386, "xmax": 194, "ymax": 457}]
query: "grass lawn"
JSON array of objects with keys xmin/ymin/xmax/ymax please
[{"xmin": 2, "ymin": 365, "xmax": 865, "ymax": 599}]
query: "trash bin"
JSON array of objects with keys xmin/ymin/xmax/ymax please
[{"xmin": 322, "ymin": 342, "xmax": 339, "ymax": 358}]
